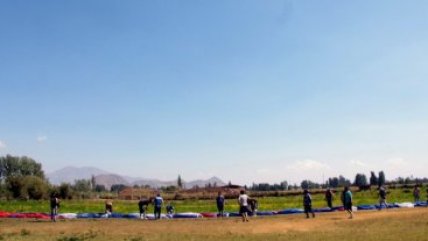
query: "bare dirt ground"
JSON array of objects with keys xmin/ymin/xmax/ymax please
[{"xmin": 1, "ymin": 208, "xmax": 427, "ymax": 241}]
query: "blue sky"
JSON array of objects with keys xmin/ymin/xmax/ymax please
[{"xmin": 1, "ymin": 0, "xmax": 427, "ymax": 185}]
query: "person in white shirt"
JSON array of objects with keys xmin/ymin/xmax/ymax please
[{"xmin": 238, "ymin": 190, "xmax": 250, "ymax": 222}]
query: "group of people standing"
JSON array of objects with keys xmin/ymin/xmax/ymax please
[
  {"xmin": 48, "ymin": 185, "xmax": 427, "ymax": 222},
  {"xmin": 302, "ymin": 186, "xmax": 353, "ymax": 219},
  {"xmin": 140, "ymin": 185, "xmax": 426, "ymax": 222},
  {"xmin": 216, "ymin": 190, "xmax": 258, "ymax": 222},
  {"xmin": 304, "ymin": 185, "xmax": 399, "ymax": 219},
  {"xmin": 137, "ymin": 193, "xmax": 174, "ymax": 220}
]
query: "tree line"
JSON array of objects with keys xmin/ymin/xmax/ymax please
[
  {"xmin": 0, "ymin": 155, "xmax": 48, "ymax": 200},
  {"xmin": 302, "ymin": 171, "xmax": 386, "ymax": 190},
  {"xmin": 0, "ymin": 155, "xmax": 115, "ymax": 200},
  {"xmin": 252, "ymin": 170, "xmax": 425, "ymax": 191},
  {"xmin": 1, "ymin": 155, "xmax": 427, "ymax": 200}
]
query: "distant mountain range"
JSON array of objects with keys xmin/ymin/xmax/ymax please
[
  {"xmin": 47, "ymin": 166, "xmax": 226, "ymax": 189},
  {"xmin": 47, "ymin": 166, "xmax": 110, "ymax": 185}
]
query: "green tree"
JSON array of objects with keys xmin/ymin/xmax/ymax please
[
  {"xmin": 162, "ymin": 185, "xmax": 177, "ymax": 192},
  {"xmin": 354, "ymin": 173, "xmax": 368, "ymax": 187},
  {"xmin": 301, "ymin": 180, "xmax": 320, "ymax": 189},
  {"xmin": 338, "ymin": 175, "xmax": 351, "ymax": 187},
  {"xmin": 301, "ymin": 180, "xmax": 309, "ymax": 189},
  {"xmin": 111, "ymin": 184, "xmax": 127, "ymax": 193},
  {"xmin": 0, "ymin": 155, "xmax": 48, "ymax": 199},
  {"xmin": 22, "ymin": 176, "xmax": 49, "ymax": 200},
  {"xmin": 0, "ymin": 182, "xmax": 6, "ymax": 197},
  {"xmin": 58, "ymin": 183, "xmax": 73, "ymax": 199},
  {"xmin": 177, "ymin": 175, "xmax": 183, "ymax": 189},
  {"xmin": 280, "ymin": 181, "xmax": 288, "ymax": 190},
  {"xmin": 73, "ymin": 179, "xmax": 91, "ymax": 192},
  {"xmin": 6, "ymin": 176, "xmax": 24, "ymax": 198},
  {"xmin": 378, "ymin": 171, "xmax": 386, "ymax": 187},
  {"xmin": 95, "ymin": 184, "xmax": 106, "ymax": 192},
  {"xmin": 0, "ymin": 155, "xmax": 19, "ymax": 180},
  {"xmin": 19, "ymin": 156, "xmax": 45, "ymax": 178},
  {"xmin": 328, "ymin": 177, "xmax": 339, "ymax": 188},
  {"xmin": 91, "ymin": 175, "xmax": 96, "ymax": 191},
  {"xmin": 0, "ymin": 155, "xmax": 45, "ymax": 180},
  {"xmin": 370, "ymin": 171, "xmax": 378, "ymax": 186},
  {"xmin": 72, "ymin": 179, "xmax": 92, "ymax": 199}
]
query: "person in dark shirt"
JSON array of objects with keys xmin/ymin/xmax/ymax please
[
  {"xmin": 378, "ymin": 186, "xmax": 388, "ymax": 210},
  {"xmin": 105, "ymin": 199, "xmax": 113, "ymax": 215},
  {"xmin": 153, "ymin": 193, "xmax": 163, "ymax": 219},
  {"xmin": 138, "ymin": 197, "xmax": 150, "ymax": 219},
  {"xmin": 216, "ymin": 192, "xmax": 225, "ymax": 217},
  {"xmin": 50, "ymin": 194, "xmax": 60, "ymax": 222},
  {"xmin": 325, "ymin": 188, "xmax": 333, "ymax": 209},
  {"xmin": 342, "ymin": 186, "xmax": 353, "ymax": 219},
  {"xmin": 413, "ymin": 186, "xmax": 420, "ymax": 203},
  {"xmin": 248, "ymin": 198, "xmax": 258, "ymax": 216},
  {"xmin": 166, "ymin": 202, "xmax": 175, "ymax": 215},
  {"xmin": 303, "ymin": 189, "xmax": 315, "ymax": 218}
]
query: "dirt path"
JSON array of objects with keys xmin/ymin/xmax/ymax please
[{"xmin": 0, "ymin": 208, "xmax": 427, "ymax": 236}]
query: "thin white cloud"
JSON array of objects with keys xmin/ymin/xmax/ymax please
[
  {"xmin": 0, "ymin": 140, "xmax": 6, "ymax": 149},
  {"xmin": 349, "ymin": 160, "xmax": 369, "ymax": 168},
  {"xmin": 281, "ymin": 159, "xmax": 333, "ymax": 184},
  {"xmin": 386, "ymin": 158, "xmax": 407, "ymax": 167},
  {"xmin": 383, "ymin": 158, "xmax": 411, "ymax": 178},
  {"xmin": 286, "ymin": 159, "xmax": 331, "ymax": 171},
  {"xmin": 36, "ymin": 136, "xmax": 47, "ymax": 143}
]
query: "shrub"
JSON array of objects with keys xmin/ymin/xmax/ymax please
[
  {"xmin": 6, "ymin": 175, "xmax": 49, "ymax": 200},
  {"xmin": 6, "ymin": 176, "xmax": 24, "ymax": 198},
  {"xmin": 57, "ymin": 235, "xmax": 83, "ymax": 241},
  {"xmin": 59, "ymin": 183, "xmax": 73, "ymax": 199},
  {"xmin": 23, "ymin": 176, "xmax": 49, "ymax": 200}
]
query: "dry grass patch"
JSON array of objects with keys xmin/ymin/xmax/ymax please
[{"xmin": 0, "ymin": 208, "xmax": 427, "ymax": 241}]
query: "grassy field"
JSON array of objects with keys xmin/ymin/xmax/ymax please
[
  {"xmin": 0, "ymin": 207, "xmax": 427, "ymax": 241},
  {"xmin": 0, "ymin": 188, "xmax": 422, "ymax": 214}
]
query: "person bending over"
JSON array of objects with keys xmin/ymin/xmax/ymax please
[{"xmin": 138, "ymin": 197, "xmax": 150, "ymax": 219}]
